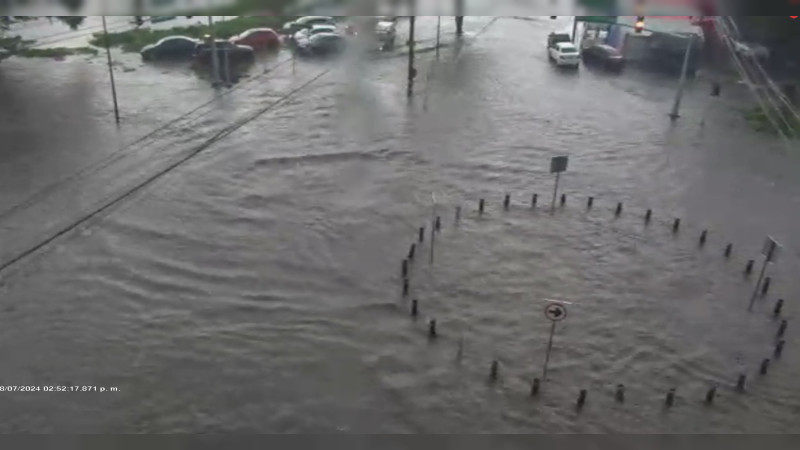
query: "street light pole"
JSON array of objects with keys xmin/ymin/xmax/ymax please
[
  {"xmin": 101, "ymin": 16, "xmax": 120, "ymax": 124},
  {"xmin": 436, "ymin": 15, "xmax": 441, "ymax": 59},
  {"xmin": 670, "ymin": 35, "xmax": 694, "ymax": 120},
  {"xmin": 208, "ymin": 16, "xmax": 222, "ymax": 87},
  {"xmin": 407, "ymin": 15, "xmax": 416, "ymax": 99}
]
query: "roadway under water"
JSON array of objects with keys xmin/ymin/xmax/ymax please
[{"xmin": 0, "ymin": 16, "xmax": 798, "ymax": 433}]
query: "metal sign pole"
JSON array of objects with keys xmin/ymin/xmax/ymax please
[
  {"xmin": 669, "ymin": 35, "xmax": 693, "ymax": 120},
  {"xmin": 430, "ymin": 193, "xmax": 437, "ymax": 265},
  {"xmin": 550, "ymin": 172, "xmax": 560, "ymax": 213},
  {"xmin": 102, "ymin": 16, "xmax": 120, "ymax": 124},
  {"xmin": 748, "ymin": 237, "xmax": 778, "ymax": 311},
  {"xmin": 436, "ymin": 15, "xmax": 441, "ymax": 59},
  {"xmin": 542, "ymin": 321, "xmax": 557, "ymax": 379}
]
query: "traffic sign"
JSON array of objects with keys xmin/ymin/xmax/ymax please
[
  {"xmin": 550, "ymin": 156, "xmax": 569, "ymax": 174},
  {"xmin": 762, "ymin": 236, "xmax": 780, "ymax": 262},
  {"xmin": 544, "ymin": 302, "xmax": 568, "ymax": 322}
]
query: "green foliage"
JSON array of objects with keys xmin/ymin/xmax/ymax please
[
  {"xmin": 744, "ymin": 106, "xmax": 800, "ymax": 137},
  {"xmin": 15, "ymin": 46, "xmax": 98, "ymax": 57},
  {"xmin": 89, "ymin": 15, "xmax": 294, "ymax": 53}
]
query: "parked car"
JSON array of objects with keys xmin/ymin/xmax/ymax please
[
  {"xmin": 547, "ymin": 32, "xmax": 572, "ymax": 51},
  {"xmin": 194, "ymin": 40, "xmax": 255, "ymax": 66},
  {"xmin": 282, "ymin": 16, "xmax": 335, "ymax": 39},
  {"xmin": 140, "ymin": 36, "xmax": 201, "ymax": 61},
  {"xmin": 230, "ymin": 28, "xmax": 282, "ymax": 51},
  {"xmin": 581, "ymin": 43, "xmax": 624, "ymax": 71},
  {"xmin": 548, "ymin": 42, "xmax": 580, "ymax": 68},
  {"xmin": 294, "ymin": 23, "xmax": 338, "ymax": 45},
  {"xmin": 296, "ymin": 32, "xmax": 346, "ymax": 56}
]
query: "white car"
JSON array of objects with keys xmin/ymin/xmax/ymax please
[
  {"xmin": 294, "ymin": 24, "xmax": 338, "ymax": 46},
  {"xmin": 549, "ymin": 42, "xmax": 580, "ymax": 68}
]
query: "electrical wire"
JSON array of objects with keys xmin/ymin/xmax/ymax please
[{"xmin": 0, "ymin": 65, "xmax": 333, "ymax": 278}]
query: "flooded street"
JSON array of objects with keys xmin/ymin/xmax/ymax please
[{"xmin": 0, "ymin": 16, "xmax": 799, "ymax": 433}]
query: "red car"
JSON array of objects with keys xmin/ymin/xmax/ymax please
[{"xmin": 229, "ymin": 28, "xmax": 282, "ymax": 51}]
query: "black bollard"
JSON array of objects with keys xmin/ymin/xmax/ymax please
[
  {"xmin": 761, "ymin": 277, "xmax": 771, "ymax": 295},
  {"xmin": 665, "ymin": 388, "xmax": 675, "ymax": 407},
  {"xmin": 410, "ymin": 299, "xmax": 419, "ymax": 317},
  {"xmin": 672, "ymin": 218, "xmax": 681, "ymax": 233},
  {"xmin": 705, "ymin": 386, "xmax": 716, "ymax": 404},
  {"xmin": 402, "ymin": 259, "xmax": 408, "ymax": 278},
  {"xmin": 428, "ymin": 319, "xmax": 437, "ymax": 339},
  {"xmin": 773, "ymin": 299, "xmax": 784, "ymax": 317},
  {"xmin": 479, "ymin": 198, "xmax": 485, "ymax": 215},
  {"xmin": 531, "ymin": 194, "xmax": 538, "ymax": 208},
  {"xmin": 645, "ymin": 209, "xmax": 652, "ymax": 224},
  {"xmin": 736, "ymin": 374, "xmax": 746, "ymax": 392},
  {"xmin": 777, "ymin": 319, "xmax": 787, "ymax": 338},
  {"xmin": 530, "ymin": 378, "xmax": 540, "ymax": 396},
  {"xmin": 760, "ymin": 358, "xmax": 770, "ymax": 375},
  {"xmin": 408, "ymin": 243, "xmax": 416, "ymax": 261},
  {"xmin": 490, "ymin": 360, "xmax": 499, "ymax": 381},
  {"xmin": 576, "ymin": 389, "xmax": 587, "ymax": 409},
  {"xmin": 418, "ymin": 226, "xmax": 425, "ymax": 243},
  {"xmin": 775, "ymin": 340, "xmax": 785, "ymax": 358},
  {"xmin": 455, "ymin": 206, "xmax": 461, "ymax": 224},
  {"xmin": 587, "ymin": 196, "xmax": 594, "ymax": 209},
  {"xmin": 435, "ymin": 216, "xmax": 441, "ymax": 232},
  {"xmin": 402, "ymin": 278, "xmax": 409, "ymax": 297},
  {"xmin": 615, "ymin": 202, "xmax": 623, "ymax": 217},
  {"xmin": 699, "ymin": 229, "xmax": 708, "ymax": 246},
  {"xmin": 615, "ymin": 384, "xmax": 625, "ymax": 403},
  {"xmin": 504, "ymin": 194, "xmax": 510, "ymax": 210},
  {"xmin": 560, "ymin": 193, "xmax": 566, "ymax": 206},
  {"xmin": 745, "ymin": 260, "xmax": 754, "ymax": 275},
  {"xmin": 724, "ymin": 243, "xmax": 732, "ymax": 258}
]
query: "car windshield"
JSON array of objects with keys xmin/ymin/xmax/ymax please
[{"xmin": 559, "ymin": 45, "xmax": 578, "ymax": 53}]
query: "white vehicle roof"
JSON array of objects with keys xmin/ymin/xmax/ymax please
[
  {"xmin": 311, "ymin": 24, "xmax": 337, "ymax": 31},
  {"xmin": 556, "ymin": 42, "xmax": 577, "ymax": 50}
]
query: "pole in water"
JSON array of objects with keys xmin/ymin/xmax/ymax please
[
  {"xmin": 761, "ymin": 277, "xmax": 771, "ymax": 295},
  {"xmin": 669, "ymin": 34, "xmax": 694, "ymax": 120},
  {"xmin": 665, "ymin": 388, "xmax": 676, "ymax": 407},
  {"xmin": 411, "ymin": 299, "xmax": 418, "ymax": 317},
  {"xmin": 531, "ymin": 378, "xmax": 540, "ymax": 396},
  {"xmin": 672, "ymin": 218, "xmax": 681, "ymax": 233},
  {"xmin": 418, "ymin": 226, "xmax": 425, "ymax": 243},
  {"xmin": 455, "ymin": 206, "xmax": 461, "ymax": 224},
  {"xmin": 615, "ymin": 384, "xmax": 625, "ymax": 403},
  {"xmin": 435, "ymin": 216, "xmax": 441, "ymax": 232},
  {"xmin": 428, "ymin": 319, "xmax": 437, "ymax": 339},
  {"xmin": 777, "ymin": 319, "xmax": 787, "ymax": 338},
  {"xmin": 402, "ymin": 259, "xmax": 408, "ymax": 278},
  {"xmin": 504, "ymin": 194, "xmax": 510, "ymax": 210},
  {"xmin": 725, "ymin": 243, "xmax": 733, "ymax": 258},
  {"xmin": 408, "ymin": 243, "xmax": 416, "ymax": 261},
  {"xmin": 744, "ymin": 260, "xmax": 754, "ymax": 275},
  {"xmin": 748, "ymin": 257, "xmax": 769, "ymax": 310},
  {"xmin": 456, "ymin": 336, "xmax": 464, "ymax": 361},
  {"xmin": 773, "ymin": 299, "xmax": 784, "ymax": 317},
  {"xmin": 560, "ymin": 193, "xmax": 566, "ymax": 207},
  {"xmin": 406, "ymin": 15, "xmax": 416, "ymax": 98},
  {"xmin": 645, "ymin": 209, "xmax": 652, "ymax": 224},
  {"xmin": 699, "ymin": 229, "xmax": 708, "ymax": 246},
  {"xmin": 760, "ymin": 358, "xmax": 770, "ymax": 375},
  {"xmin": 615, "ymin": 202, "xmax": 623, "ymax": 217},
  {"xmin": 705, "ymin": 386, "xmax": 716, "ymax": 404},
  {"xmin": 402, "ymin": 278, "xmax": 409, "ymax": 297},
  {"xmin": 775, "ymin": 340, "xmax": 785, "ymax": 358},
  {"xmin": 576, "ymin": 389, "xmax": 587, "ymax": 409},
  {"xmin": 736, "ymin": 374, "xmax": 747, "ymax": 392},
  {"xmin": 102, "ymin": 16, "xmax": 121, "ymax": 124},
  {"xmin": 550, "ymin": 172, "xmax": 561, "ymax": 213},
  {"xmin": 532, "ymin": 194, "xmax": 538, "ymax": 208},
  {"xmin": 479, "ymin": 199, "xmax": 485, "ymax": 215},
  {"xmin": 490, "ymin": 360, "xmax": 499, "ymax": 381},
  {"xmin": 542, "ymin": 321, "xmax": 557, "ymax": 380},
  {"xmin": 587, "ymin": 196, "xmax": 594, "ymax": 210}
]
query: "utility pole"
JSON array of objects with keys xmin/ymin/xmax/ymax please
[
  {"xmin": 670, "ymin": 34, "xmax": 694, "ymax": 120},
  {"xmin": 208, "ymin": 16, "xmax": 222, "ymax": 87},
  {"xmin": 101, "ymin": 16, "xmax": 120, "ymax": 124},
  {"xmin": 407, "ymin": 14, "xmax": 416, "ymax": 99},
  {"xmin": 436, "ymin": 15, "xmax": 441, "ymax": 59},
  {"xmin": 455, "ymin": 0, "xmax": 464, "ymax": 36}
]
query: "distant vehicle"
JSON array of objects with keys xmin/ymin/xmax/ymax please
[
  {"xmin": 140, "ymin": 36, "xmax": 201, "ymax": 61},
  {"xmin": 549, "ymin": 42, "xmax": 580, "ymax": 68},
  {"xmin": 294, "ymin": 23, "xmax": 338, "ymax": 45},
  {"xmin": 296, "ymin": 32, "xmax": 346, "ymax": 56},
  {"xmin": 230, "ymin": 28, "xmax": 282, "ymax": 51},
  {"xmin": 581, "ymin": 43, "xmax": 624, "ymax": 71},
  {"xmin": 194, "ymin": 40, "xmax": 255, "ymax": 66},
  {"xmin": 547, "ymin": 32, "xmax": 572, "ymax": 50},
  {"xmin": 282, "ymin": 16, "xmax": 335, "ymax": 38},
  {"xmin": 374, "ymin": 18, "xmax": 397, "ymax": 51}
]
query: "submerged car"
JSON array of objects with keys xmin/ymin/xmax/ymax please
[
  {"xmin": 230, "ymin": 28, "xmax": 282, "ymax": 51},
  {"xmin": 193, "ymin": 40, "xmax": 255, "ymax": 66},
  {"xmin": 296, "ymin": 32, "xmax": 346, "ymax": 56},
  {"xmin": 581, "ymin": 43, "xmax": 624, "ymax": 71},
  {"xmin": 140, "ymin": 36, "xmax": 200, "ymax": 61}
]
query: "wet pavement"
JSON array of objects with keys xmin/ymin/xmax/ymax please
[{"xmin": 0, "ymin": 16, "xmax": 799, "ymax": 433}]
